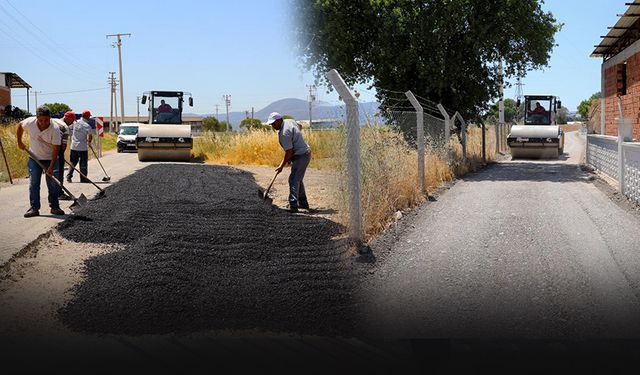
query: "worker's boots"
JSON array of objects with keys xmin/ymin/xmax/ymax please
[
  {"xmin": 24, "ymin": 207, "xmax": 39, "ymax": 218},
  {"xmin": 50, "ymin": 208, "xmax": 65, "ymax": 216}
]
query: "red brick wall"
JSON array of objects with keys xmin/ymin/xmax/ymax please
[
  {"xmin": 0, "ymin": 87, "xmax": 10, "ymax": 112},
  {"xmin": 604, "ymin": 52, "xmax": 640, "ymax": 140}
]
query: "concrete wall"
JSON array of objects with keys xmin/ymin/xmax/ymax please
[{"xmin": 603, "ymin": 50, "xmax": 640, "ymax": 140}]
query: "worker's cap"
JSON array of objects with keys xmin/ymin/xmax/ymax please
[
  {"xmin": 266, "ymin": 112, "xmax": 282, "ymax": 125},
  {"xmin": 82, "ymin": 110, "xmax": 91, "ymax": 118},
  {"xmin": 63, "ymin": 111, "xmax": 76, "ymax": 120}
]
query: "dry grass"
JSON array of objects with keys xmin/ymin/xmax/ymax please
[
  {"xmin": 0, "ymin": 122, "xmax": 117, "ymax": 183},
  {"xmin": 334, "ymin": 126, "xmax": 493, "ymax": 239},
  {"xmin": 193, "ymin": 129, "xmax": 340, "ymax": 170},
  {"xmin": 0, "ymin": 123, "xmax": 28, "ymax": 182}
]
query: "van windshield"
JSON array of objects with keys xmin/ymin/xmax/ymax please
[{"xmin": 120, "ymin": 127, "xmax": 138, "ymax": 135}]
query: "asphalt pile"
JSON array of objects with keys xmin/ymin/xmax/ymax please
[{"xmin": 58, "ymin": 164, "xmax": 360, "ymax": 336}]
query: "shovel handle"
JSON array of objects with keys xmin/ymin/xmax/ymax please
[
  {"xmin": 63, "ymin": 158, "xmax": 105, "ymax": 193},
  {"xmin": 264, "ymin": 170, "xmax": 280, "ymax": 198},
  {"xmin": 89, "ymin": 144, "xmax": 109, "ymax": 176},
  {"xmin": 24, "ymin": 149, "xmax": 76, "ymax": 199}
]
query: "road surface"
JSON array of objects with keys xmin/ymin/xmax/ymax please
[
  {"xmin": 361, "ymin": 131, "xmax": 640, "ymax": 338},
  {"xmin": 0, "ymin": 151, "xmax": 144, "ymax": 266}
]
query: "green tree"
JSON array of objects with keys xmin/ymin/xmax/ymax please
[
  {"xmin": 202, "ymin": 116, "xmax": 227, "ymax": 132},
  {"xmin": 282, "ymin": 114, "xmax": 294, "ymax": 120},
  {"xmin": 577, "ymin": 92, "xmax": 601, "ymax": 119},
  {"xmin": 557, "ymin": 107, "xmax": 569, "ymax": 125},
  {"xmin": 293, "ymin": 0, "xmax": 561, "ymax": 121},
  {"xmin": 487, "ymin": 98, "xmax": 520, "ymax": 123},
  {"xmin": 42, "ymin": 102, "xmax": 72, "ymax": 115},
  {"xmin": 219, "ymin": 121, "xmax": 230, "ymax": 132},
  {"xmin": 240, "ymin": 118, "xmax": 264, "ymax": 130}
]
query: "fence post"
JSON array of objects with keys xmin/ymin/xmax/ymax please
[
  {"xmin": 327, "ymin": 69, "xmax": 365, "ymax": 252},
  {"xmin": 436, "ymin": 104, "xmax": 451, "ymax": 154},
  {"xmin": 455, "ymin": 112, "xmax": 467, "ymax": 163},
  {"xmin": 405, "ymin": 91, "xmax": 425, "ymax": 193}
]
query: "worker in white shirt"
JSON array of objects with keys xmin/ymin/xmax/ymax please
[{"xmin": 16, "ymin": 106, "xmax": 65, "ymax": 217}]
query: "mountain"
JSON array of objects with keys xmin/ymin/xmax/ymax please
[{"xmin": 202, "ymin": 98, "xmax": 380, "ymax": 130}]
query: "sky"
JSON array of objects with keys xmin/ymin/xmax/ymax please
[{"xmin": 0, "ymin": 0, "xmax": 627, "ymax": 120}]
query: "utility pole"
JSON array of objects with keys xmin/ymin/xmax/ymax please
[
  {"xmin": 497, "ymin": 60, "xmax": 505, "ymax": 153},
  {"xmin": 33, "ymin": 90, "xmax": 41, "ymax": 109},
  {"xmin": 514, "ymin": 74, "xmax": 525, "ymax": 123},
  {"xmin": 223, "ymin": 95, "xmax": 231, "ymax": 131},
  {"xmin": 251, "ymin": 107, "xmax": 254, "ymax": 126},
  {"xmin": 215, "ymin": 104, "xmax": 219, "ymax": 120},
  {"xmin": 136, "ymin": 96, "xmax": 140, "ymax": 122},
  {"xmin": 307, "ymin": 84, "xmax": 316, "ymax": 131},
  {"xmin": 108, "ymin": 72, "xmax": 116, "ymax": 132},
  {"xmin": 107, "ymin": 33, "xmax": 131, "ymax": 127}
]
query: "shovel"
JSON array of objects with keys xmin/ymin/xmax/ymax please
[
  {"xmin": 258, "ymin": 170, "xmax": 280, "ymax": 202},
  {"xmin": 25, "ymin": 149, "xmax": 88, "ymax": 212},
  {"xmin": 63, "ymin": 158, "xmax": 106, "ymax": 198},
  {"xmin": 89, "ymin": 144, "xmax": 111, "ymax": 182}
]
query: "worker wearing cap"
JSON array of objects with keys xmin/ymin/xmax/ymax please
[
  {"xmin": 16, "ymin": 106, "xmax": 64, "ymax": 217},
  {"xmin": 267, "ymin": 112, "xmax": 311, "ymax": 213},
  {"xmin": 66, "ymin": 110, "xmax": 94, "ymax": 183},
  {"xmin": 53, "ymin": 112, "xmax": 75, "ymax": 200}
]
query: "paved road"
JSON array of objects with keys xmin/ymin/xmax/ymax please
[
  {"xmin": 0, "ymin": 151, "xmax": 144, "ymax": 266},
  {"xmin": 362, "ymin": 131, "xmax": 640, "ymax": 338}
]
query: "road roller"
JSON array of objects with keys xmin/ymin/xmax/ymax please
[
  {"xmin": 136, "ymin": 91, "xmax": 194, "ymax": 162},
  {"xmin": 507, "ymin": 95, "xmax": 564, "ymax": 158}
]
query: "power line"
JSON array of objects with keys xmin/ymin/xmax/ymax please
[
  {"xmin": 0, "ymin": 1, "xmax": 102, "ymax": 80},
  {"xmin": 12, "ymin": 87, "xmax": 109, "ymax": 97}
]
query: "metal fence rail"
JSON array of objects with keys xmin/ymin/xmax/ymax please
[{"xmin": 587, "ymin": 135, "xmax": 619, "ymax": 181}]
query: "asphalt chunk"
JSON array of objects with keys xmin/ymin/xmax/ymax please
[{"xmin": 58, "ymin": 164, "xmax": 359, "ymax": 336}]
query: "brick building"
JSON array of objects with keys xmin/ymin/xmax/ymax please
[
  {"xmin": 0, "ymin": 72, "xmax": 31, "ymax": 115},
  {"xmin": 592, "ymin": 1, "xmax": 640, "ymax": 140}
]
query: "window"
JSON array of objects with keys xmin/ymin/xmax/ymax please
[{"xmin": 616, "ymin": 62, "xmax": 627, "ymax": 96}]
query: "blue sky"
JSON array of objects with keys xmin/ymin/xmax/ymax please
[{"xmin": 1, "ymin": 0, "xmax": 626, "ymax": 119}]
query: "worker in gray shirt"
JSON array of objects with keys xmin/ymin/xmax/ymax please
[
  {"xmin": 267, "ymin": 112, "xmax": 311, "ymax": 213},
  {"xmin": 66, "ymin": 110, "xmax": 94, "ymax": 183}
]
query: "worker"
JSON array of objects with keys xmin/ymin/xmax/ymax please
[
  {"xmin": 16, "ymin": 106, "xmax": 64, "ymax": 217},
  {"xmin": 532, "ymin": 102, "xmax": 546, "ymax": 114},
  {"xmin": 157, "ymin": 99, "xmax": 172, "ymax": 113},
  {"xmin": 66, "ymin": 110, "xmax": 94, "ymax": 183},
  {"xmin": 267, "ymin": 112, "xmax": 311, "ymax": 213},
  {"xmin": 53, "ymin": 111, "xmax": 75, "ymax": 200}
]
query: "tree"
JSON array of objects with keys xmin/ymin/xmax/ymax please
[
  {"xmin": 293, "ymin": 0, "xmax": 561, "ymax": 121},
  {"xmin": 240, "ymin": 118, "xmax": 264, "ymax": 130},
  {"xmin": 219, "ymin": 121, "xmax": 230, "ymax": 132},
  {"xmin": 42, "ymin": 102, "xmax": 72, "ymax": 116},
  {"xmin": 557, "ymin": 107, "xmax": 569, "ymax": 125},
  {"xmin": 282, "ymin": 114, "xmax": 294, "ymax": 120},
  {"xmin": 577, "ymin": 92, "xmax": 601, "ymax": 119},
  {"xmin": 202, "ymin": 116, "xmax": 227, "ymax": 132},
  {"xmin": 487, "ymin": 98, "xmax": 521, "ymax": 124}
]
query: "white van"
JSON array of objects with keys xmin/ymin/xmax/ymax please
[{"xmin": 117, "ymin": 123, "xmax": 139, "ymax": 153}]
